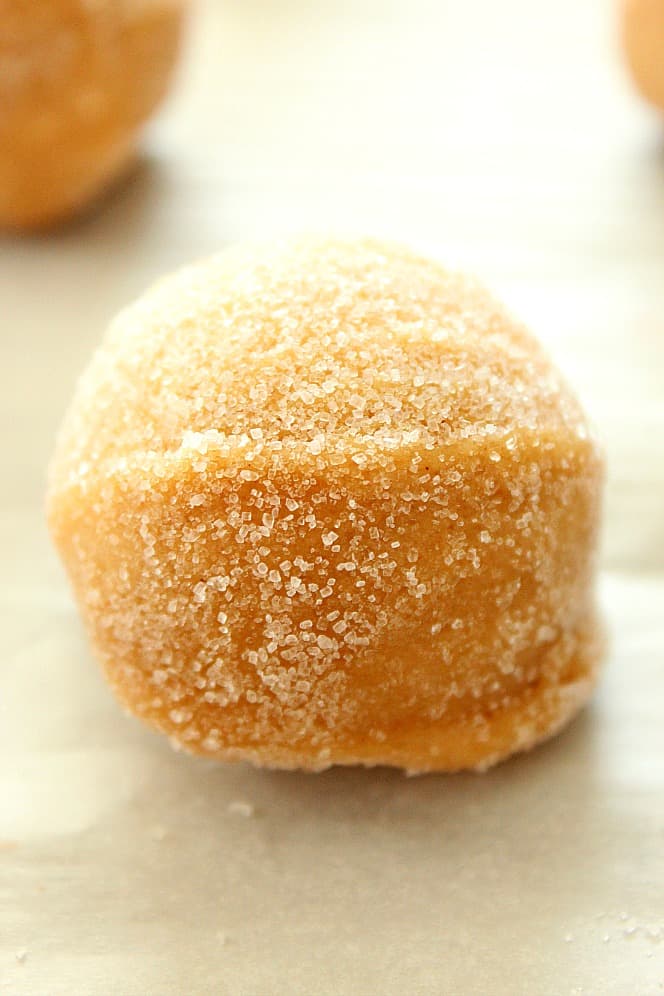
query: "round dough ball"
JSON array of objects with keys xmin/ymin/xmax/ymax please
[
  {"xmin": 0, "ymin": 0, "xmax": 184, "ymax": 230},
  {"xmin": 623, "ymin": 0, "xmax": 664, "ymax": 112},
  {"xmin": 47, "ymin": 238, "xmax": 604, "ymax": 772}
]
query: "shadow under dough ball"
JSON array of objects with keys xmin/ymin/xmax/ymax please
[
  {"xmin": 623, "ymin": 0, "xmax": 664, "ymax": 112},
  {"xmin": 0, "ymin": 0, "xmax": 185, "ymax": 230},
  {"xmin": 47, "ymin": 238, "xmax": 605, "ymax": 773}
]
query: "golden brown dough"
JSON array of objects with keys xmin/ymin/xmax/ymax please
[
  {"xmin": 0, "ymin": 0, "xmax": 185, "ymax": 230},
  {"xmin": 623, "ymin": 0, "xmax": 664, "ymax": 113},
  {"xmin": 47, "ymin": 238, "xmax": 604, "ymax": 772}
]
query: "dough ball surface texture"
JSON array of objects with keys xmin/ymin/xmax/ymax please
[
  {"xmin": 623, "ymin": 0, "xmax": 664, "ymax": 112},
  {"xmin": 0, "ymin": 0, "xmax": 184, "ymax": 229},
  {"xmin": 47, "ymin": 238, "xmax": 604, "ymax": 772}
]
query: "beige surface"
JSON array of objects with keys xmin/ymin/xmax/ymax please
[{"xmin": 1, "ymin": 0, "xmax": 663, "ymax": 993}]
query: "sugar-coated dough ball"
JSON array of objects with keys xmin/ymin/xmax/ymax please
[
  {"xmin": 623, "ymin": 0, "xmax": 664, "ymax": 112},
  {"xmin": 0, "ymin": 0, "xmax": 184, "ymax": 229},
  {"xmin": 48, "ymin": 238, "xmax": 604, "ymax": 772}
]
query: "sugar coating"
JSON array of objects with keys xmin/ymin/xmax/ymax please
[
  {"xmin": 47, "ymin": 238, "xmax": 604, "ymax": 772},
  {"xmin": 0, "ymin": 0, "xmax": 184, "ymax": 229}
]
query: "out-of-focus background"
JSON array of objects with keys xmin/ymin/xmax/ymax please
[{"xmin": 1, "ymin": 1, "xmax": 663, "ymax": 993}]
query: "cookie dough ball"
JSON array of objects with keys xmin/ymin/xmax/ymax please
[
  {"xmin": 0, "ymin": 0, "xmax": 185, "ymax": 230},
  {"xmin": 623, "ymin": 0, "xmax": 664, "ymax": 112},
  {"xmin": 47, "ymin": 238, "xmax": 604, "ymax": 772}
]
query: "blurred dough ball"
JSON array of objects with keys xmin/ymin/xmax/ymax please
[
  {"xmin": 623, "ymin": 0, "xmax": 664, "ymax": 112},
  {"xmin": 0, "ymin": 0, "xmax": 185, "ymax": 229},
  {"xmin": 47, "ymin": 238, "xmax": 604, "ymax": 773}
]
